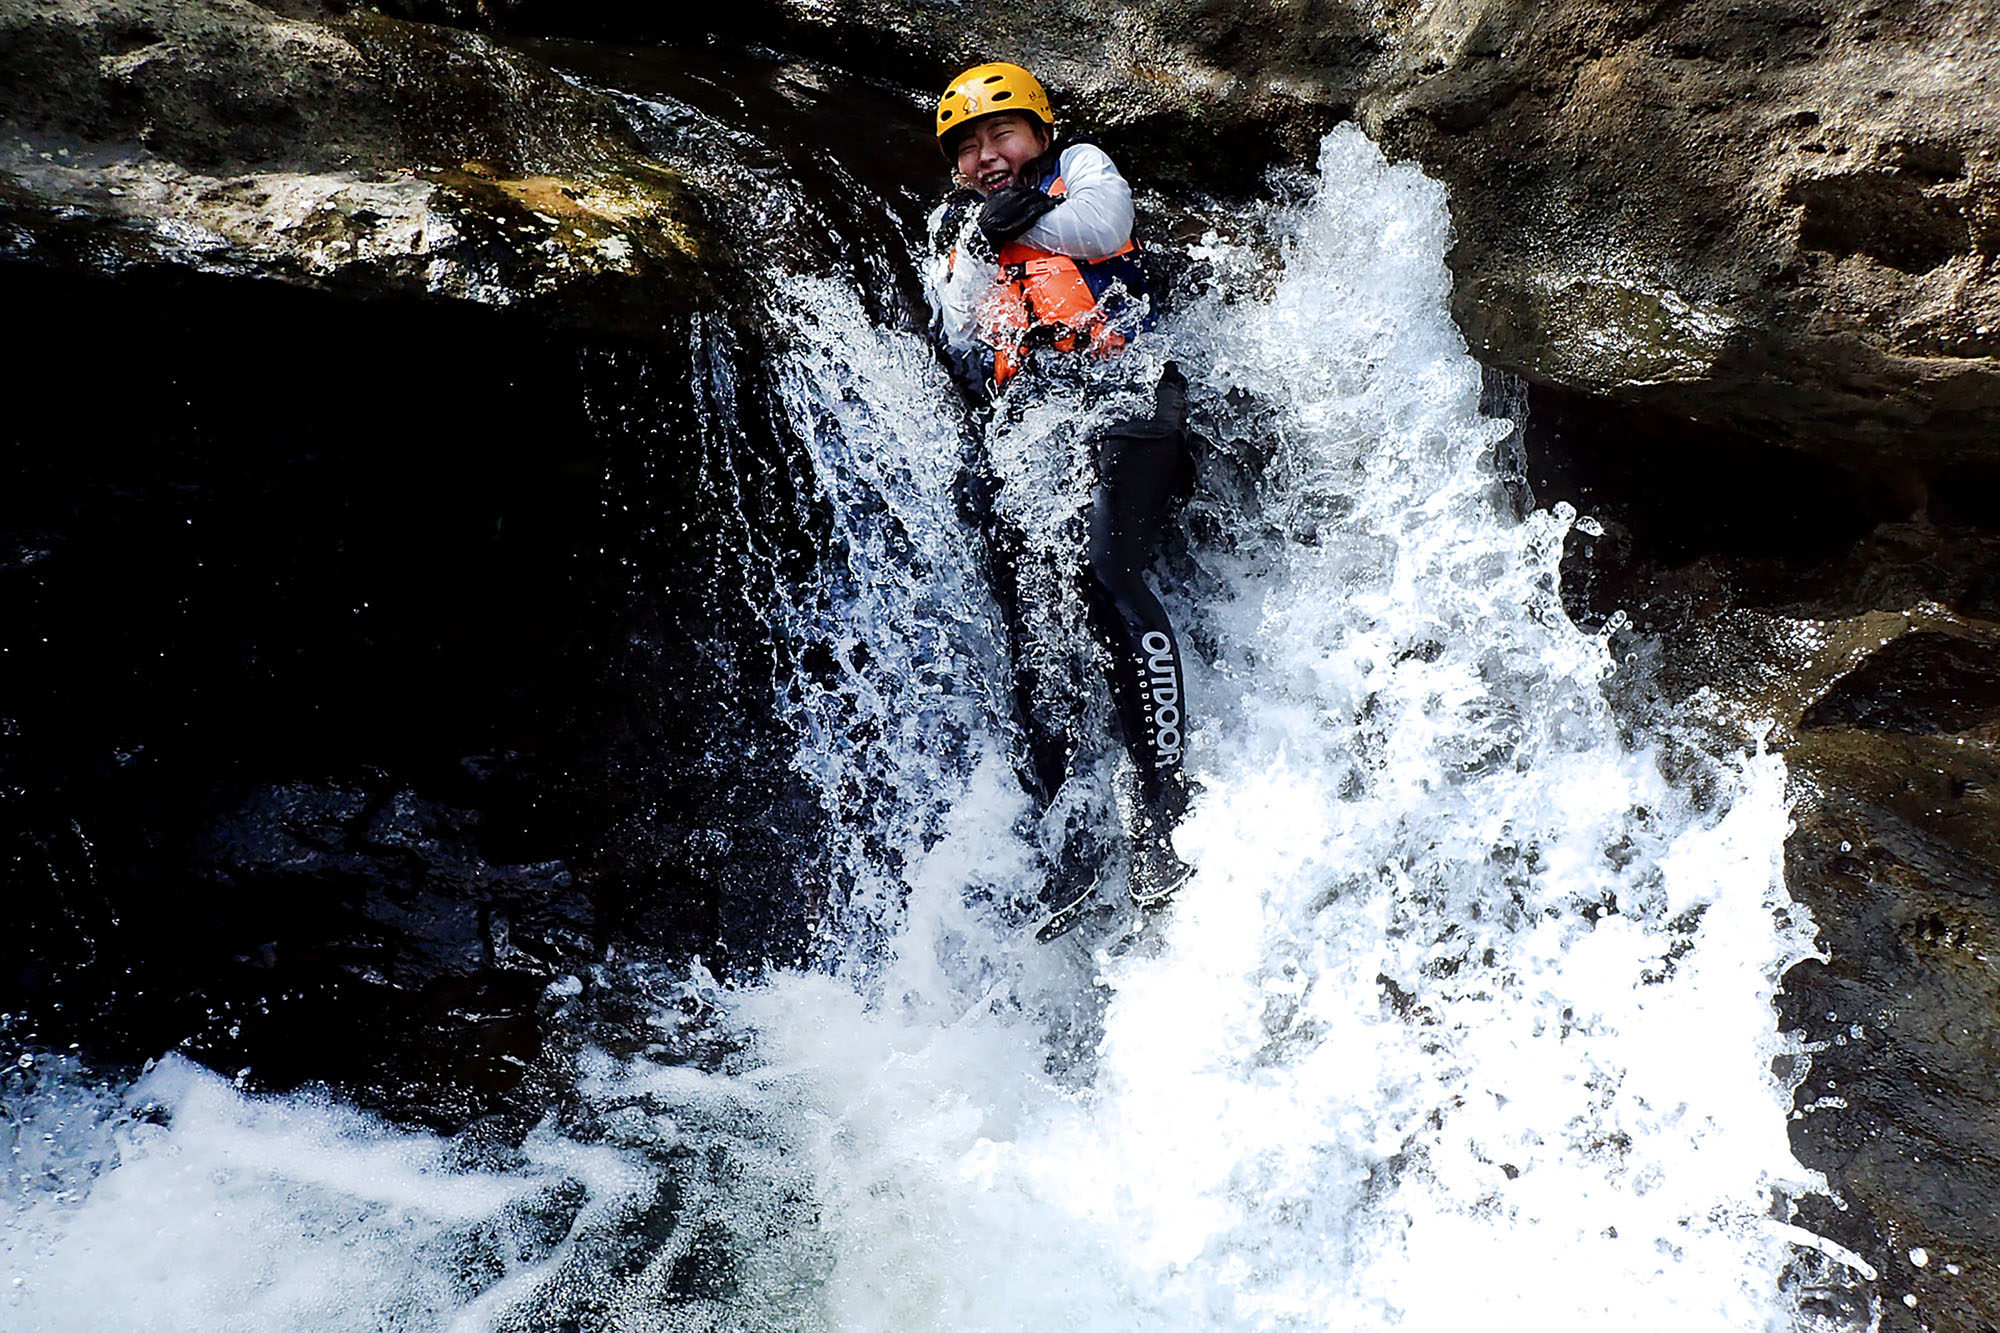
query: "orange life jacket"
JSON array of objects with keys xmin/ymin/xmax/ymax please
[{"xmin": 975, "ymin": 176, "xmax": 1142, "ymax": 387}]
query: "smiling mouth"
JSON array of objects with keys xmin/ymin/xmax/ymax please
[{"xmin": 979, "ymin": 168, "xmax": 1014, "ymax": 191}]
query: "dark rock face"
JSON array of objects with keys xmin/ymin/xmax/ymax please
[
  {"xmin": 0, "ymin": 263, "xmax": 824, "ymax": 1128},
  {"xmin": 1785, "ymin": 653, "xmax": 2000, "ymax": 1333},
  {"xmin": 1802, "ymin": 633, "xmax": 2000, "ymax": 734},
  {"xmin": 0, "ymin": 0, "xmax": 889, "ymax": 1130},
  {"xmin": 1533, "ymin": 395, "xmax": 2000, "ymax": 1333},
  {"xmin": 195, "ymin": 781, "xmax": 585, "ymax": 993},
  {"xmin": 0, "ymin": 0, "xmax": 953, "ymax": 1130}
]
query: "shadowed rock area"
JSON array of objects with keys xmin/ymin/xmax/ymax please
[
  {"xmin": 0, "ymin": 260, "xmax": 826, "ymax": 1129},
  {"xmin": 0, "ymin": 0, "xmax": 970, "ymax": 1127},
  {"xmin": 1532, "ymin": 391, "xmax": 2000, "ymax": 1333}
]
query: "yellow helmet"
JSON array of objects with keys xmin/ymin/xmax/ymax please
[{"xmin": 935, "ymin": 62, "xmax": 1054, "ymax": 144}]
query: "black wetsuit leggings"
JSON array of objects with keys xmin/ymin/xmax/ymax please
[
  {"xmin": 975, "ymin": 366, "xmax": 1192, "ymax": 829},
  {"xmin": 1081, "ymin": 369, "xmax": 1191, "ymax": 819}
]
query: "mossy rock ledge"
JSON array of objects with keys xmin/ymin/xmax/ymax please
[{"xmin": 0, "ymin": 0, "xmax": 720, "ymax": 329}]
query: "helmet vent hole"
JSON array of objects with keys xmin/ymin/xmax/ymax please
[
  {"xmin": 983, "ymin": 74, "xmax": 1004, "ymax": 83},
  {"xmin": 940, "ymin": 109, "xmax": 953, "ymax": 121},
  {"xmin": 992, "ymin": 90, "xmax": 1013, "ymax": 101}
]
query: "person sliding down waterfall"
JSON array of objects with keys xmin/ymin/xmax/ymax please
[{"xmin": 923, "ymin": 60, "xmax": 1195, "ymax": 940}]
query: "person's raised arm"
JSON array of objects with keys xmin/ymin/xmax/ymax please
[{"xmin": 1017, "ymin": 143, "xmax": 1134, "ymax": 260}]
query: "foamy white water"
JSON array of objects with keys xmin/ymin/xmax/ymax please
[{"xmin": 3, "ymin": 127, "xmax": 1862, "ymax": 1332}]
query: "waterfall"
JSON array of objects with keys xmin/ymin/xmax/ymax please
[{"xmin": 2, "ymin": 112, "xmax": 1867, "ymax": 1332}]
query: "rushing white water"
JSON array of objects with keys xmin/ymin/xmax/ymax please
[{"xmin": 3, "ymin": 127, "xmax": 1862, "ymax": 1332}]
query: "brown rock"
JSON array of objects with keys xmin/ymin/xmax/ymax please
[
  {"xmin": 0, "ymin": 0, "xmax": 718, "ymax": 328},
  {"xmin": 423, "ymin": 0, "xmax": 2000, "ymax": 462},
  {"xmin": 1364, "ymin": 2, "xmax": 2000, "ymax": 468}
]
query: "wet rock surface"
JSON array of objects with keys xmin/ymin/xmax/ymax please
[
  {"xmin": 0, "ymin": 1, "xmax": 962, "ymax": 1130},
  {"xmin": 0, "ymin": 0, "xmax": 720, "ymax": 332},
  {"xmin": 1532, "ymin": 392, "xmax": 2000, "ymax": 1333},
  {"xmin": 1783, "ymin": 724, "xmax": 2000, "ymax": 1333},
  {"xmin": 0, "ymin": 263, "xmax": 823, "ymax": 1130},
  {"xmin": 405, "ymin": 0, "xmax": 2000, "ymax": 466}
]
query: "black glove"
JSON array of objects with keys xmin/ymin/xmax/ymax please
[
  {"xmin": 936, "ymin": 189, "xmax": 1000, "ymax": 262},
  {"xmin": 941, "ymin": 188, "xmax": 982, "ymax": 221},
  {"xmin": 977, "ymin": 186, "xmax": 1059, "ymax": 246}
]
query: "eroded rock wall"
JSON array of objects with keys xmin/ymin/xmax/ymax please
[
  {"xmin": 419, "ymin": 0, "xmax": 2000, "ymax": 467},
  {"xmin": 1532, "ymin": 391, "xmax": 2000, "ymax": 1333},
  {"xmin": 0, "ymin": 0, "xmax": 718, "ymax": 327},
  {"xmin": 1367, "ymin": 1, "xmax": 2000, "ymax": 468},
  {"xmin": 0, "ymin": 0, "xmax": 829, "ymax": 1126}
]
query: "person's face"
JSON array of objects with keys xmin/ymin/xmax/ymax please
[{"xmin": 950, "ymin": 113, "xmax": 1050, "ymax": 195}]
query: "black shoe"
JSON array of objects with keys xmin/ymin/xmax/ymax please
[
  {"xmin": 1034, "ymin": 881, "xmax": 1111, "ymax": 942},
  {"xmin": 1033, "ymin": 853, "xmax": 1105, "ymax": 943},
  {"xmin": 1117, "ymin": 766, "xmax": 1192, "ymax": 909},
  {"xmin": 1128, "ymin": 832, "xmax": 1192, "ymax": 909}
]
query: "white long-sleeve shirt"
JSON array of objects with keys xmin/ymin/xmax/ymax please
[{"xmin": 925, "ymin": 142, "xmax": 1136, "ymax": 355}]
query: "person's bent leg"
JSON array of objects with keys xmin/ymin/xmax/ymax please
[
  {"xmin": 1083, "ymin": 371, "xmax": 1194, "ymax": 903},
  {"xmin": 1084, "ymin": 431, "xmax": 1186, "ymax": 811},
  {"xmin": 1085, "ymin": 365, "xmax": 1190, "ymax": 799}
]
